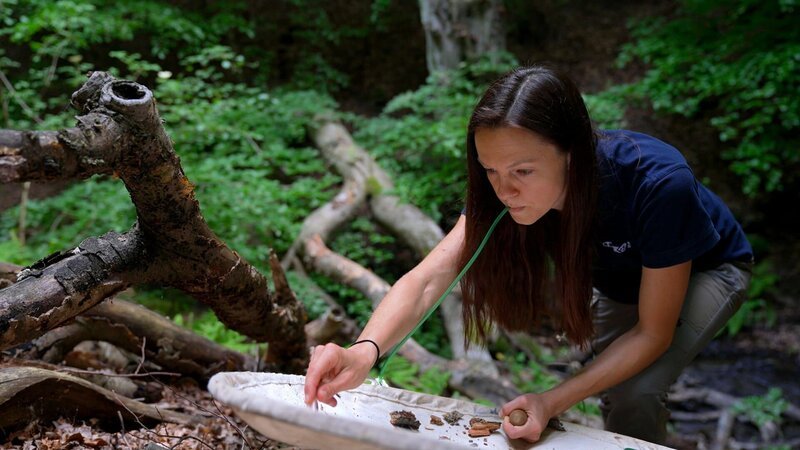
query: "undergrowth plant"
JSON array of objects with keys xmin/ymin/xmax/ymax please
[
  {"xmin": 732, "ymin": 387, "xmax": 788, "ymax": 428},
  {"xmin": 723, "ymin": 259, "xmax": 778, "ymax": 337},
  {"xmin": 617, "ymin": 0, "xmax": 800, "ymax": 199},
  {"xmin": 376, "ymin": 355, "xmax": 451, "ymax": 396}
]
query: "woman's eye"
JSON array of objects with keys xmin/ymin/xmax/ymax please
[
  {"xmin": 516, "ymin": 169, "xmax": 533, "ymax": 176},
  {"xmin": 484, "ymin": 168, "xmax": 496, "ymax": 174}
]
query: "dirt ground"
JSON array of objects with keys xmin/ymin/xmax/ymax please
[{"xmin": 0, "ymin": 378, "xmax": 293, "ymax": 450}]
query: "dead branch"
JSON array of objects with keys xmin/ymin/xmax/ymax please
[
  {"xmin": 669, "ymin": 386, "xmax": 800, "ymax": 422},
  {"xmin": 710, "ymin": 409, "xmax": 735, "ymax": 450},
  {"xmin": 2, "ymin": 260, "xmax": 253, "ymax": 378},
  {"xmin": 0, "ymin": 72, "xmax": 307, "ymax": 372},
  {"xmin": 13, "ymin": 298, "xmax": 253, "ymax": 378},
  {"xmin": 1, "ymin": 357, "xmax": 141, "ymax": 398},
  {"xmin": 729, "ymin": 437, "xmax": 800, "ymax": 450},
  {"xmin": 0, "ymin": 366, "xmax": 199, "ymax": 439},
  {"xmin": 305, "ymin": 305, "xmax": 360, "ymax": 346}
]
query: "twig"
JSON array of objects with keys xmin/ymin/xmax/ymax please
[
  {"xmin": 0, "ymin": 69, "xmax": 43, "ymax": 124},
  {"xmin": 1, "ymin": 84, "xmax": 9, "ymax": 126},
  {"xmin": 43, "ymin": 40, "xmax": 67, "ymax": 88},
  {"xmin": 113, "ymin": 391, "xmax": 215, "ymax": 450},
  {"xmin": 710, "ymin": 408, "xmax": 735, "ymax": 450},
  {"xmin": 670, "ymin": 410, "xmax": 722, "ymax": 422},
  {"xmin": 151, "ymin": 374, "xmax": 260, "ymax": 448},
  {"xmin": 18, "ymin": 181, "xmax": 30, "ymax": 245},
  {"xmin": 56, "ymin": 367, "xmax": 181, "ymax": 378},
  {"xmin": 135, "ymin": 336, "xmax": 147, "ymax": 375},
  {"xmin": 729, "ymin": 437, "xmax": 800, "ymax": 450},
  {"xmin": 117, "ymin": 410, "xmax": 133, "ymax": 449}
]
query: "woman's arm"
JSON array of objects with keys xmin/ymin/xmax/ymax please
[
  {"xmin": 502, "ymin": 260, "xmax": 692, "ymax": 441},
  {"xmin": 304, "ymin": 215, "xmax": 467, "ymax": 406}
]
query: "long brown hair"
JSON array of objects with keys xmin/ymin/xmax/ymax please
[{"xmin": 458, "ymin": 65, "xmax": 597, "ymax": 347}]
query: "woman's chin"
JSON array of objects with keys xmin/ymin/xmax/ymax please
[{"xmin": 509, "ymin": 211, "xmax": 536, "ymax": 225}]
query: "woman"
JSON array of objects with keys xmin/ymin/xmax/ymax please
[{"xmin": 303, "ymin": 65, "xmax": 753, "ymax": 445}]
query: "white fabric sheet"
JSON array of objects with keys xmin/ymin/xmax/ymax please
[{"xmin": 208, "ymin": 372, "xmax": 671, "ymax": 450}]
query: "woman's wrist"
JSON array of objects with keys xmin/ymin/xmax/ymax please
[
  {"xmin": 539, "ymin": 387, "xmax": 571, "ymax": 418},
  {"xmin": 349, "ymin": 339, "xmax": 381, "ymax": 368}
]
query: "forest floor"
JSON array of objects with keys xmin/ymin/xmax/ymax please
[
  {"xmin": 0, "ymin": 377, "xmax": 292, "ymax": 450},
  {"xmin": 2, "ymin": 304, "xmax": 798, "ymax": 450}
]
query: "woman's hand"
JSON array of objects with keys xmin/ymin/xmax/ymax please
[
  {"xmin": 303, "ymin": 343, "xmax": 374, "ymax": 407},
  {"xmin": 500, "ymin": 393, "xmax": 554, "ymax": 442}
]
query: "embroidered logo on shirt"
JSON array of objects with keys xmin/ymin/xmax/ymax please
[{"xmin": 602, "ymin": 241, "xmax": 631, "ymax": 254}]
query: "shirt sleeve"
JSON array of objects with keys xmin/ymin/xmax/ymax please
[{"xmin": 634, "ymin": 167, "xmax": 720, "ymax": 268}]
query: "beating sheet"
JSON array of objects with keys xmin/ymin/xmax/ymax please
[{"xmin": 208, "ymin": 372, "xmax": 671, "ymax": 450}]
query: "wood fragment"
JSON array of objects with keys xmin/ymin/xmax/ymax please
[
  {"xmin": 470, "ymin": 421, "xmax": 501, "ymax": 432},
  {"xmin": 468, "ymin": 428, "xmax": 491, "ymax": 437}
]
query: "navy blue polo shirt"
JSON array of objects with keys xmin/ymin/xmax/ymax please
[{"xmin": 593, "ymin": 130, "xmax": 753, "ymax": 304}]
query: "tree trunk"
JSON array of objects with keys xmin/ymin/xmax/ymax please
[
  {"xmin": 0, "ymin": 72, "xmax": 307, "ymax": 373},
  {"xmin": 418, "ymin": 0, "xmax": 506, "ymax": 73}
]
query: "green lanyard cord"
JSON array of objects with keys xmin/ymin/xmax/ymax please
[{"xmin": 376, "ymin": 207, "xmax": 509, "ymax": 383}]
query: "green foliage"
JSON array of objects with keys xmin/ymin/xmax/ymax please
[
  {"xmin": 0, "ymin": 82, "xmax": 341, "ymax": 271},
  {"xmin": 618, "ymin": 0, "xmax": 800, "ymax": 198},
  {"xmin": 121, "ymin": 287, "xmax": 198, "ymax": 319},
  {"xmin": 506, "ymin": 351, "xmax": 560, "ymax": 394},
  {"xmin": 572, "ymin": 399, "xmax": 602, "ymax": 417},
  {"xmin": 723, "ymin": 260, "xmax": 778, "ymax": 336},
  {"xmin": 0, "ymin": 0, "xmax": 257, "ymax": 129},
  {"xmin": 284, "ymin": 272, "xmax": 332, "ymax": 321},
  {"xmin": 174, "ymin": 309, "xmax": 262, "ymax": 353},
  {"xmin": 732, "ymin": 387, "xmax": 788, "ymax": 427},
  {"xmin": 330, "ymin": 217, "xmax": 399, "ymax": 282},
  {"xmin": 0, "ymin": 178, "xmax": 135, "ymax": 265},
  {"xmin": 377, "ymin": 355, "xmax": 451, "ymax": 396},
  {"xmin": 0, "ymin": 235, "xmax": 36, "ymax": 265},
  {"xmin": 583, "ymin": 85, "xmax": 629, "ymax": 130}
]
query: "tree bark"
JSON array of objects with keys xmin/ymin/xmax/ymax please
[
  {"xmin": 2, "ymin": 265, "xmax": 254, "ymax": 381},
  {"xmin": 0, "ymin": 72, "xmax": 307, "ymax": 373},
  {"xmin": 418, "ymin": 0, "xmax": 506, "ymax": 73}
]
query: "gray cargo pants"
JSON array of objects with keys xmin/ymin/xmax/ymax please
[{"xmin": 591, "ymin": 261, "xmax": 752, "ymax": 445}]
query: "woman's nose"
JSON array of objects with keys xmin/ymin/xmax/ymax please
[{"xmin": 496, "ymin": 176, "xmax": 518, "ymax": 199}]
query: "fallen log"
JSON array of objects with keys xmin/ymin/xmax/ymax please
[{"xmin": 0, "ymin": 72, "xmax": 308, "ymax": 373}]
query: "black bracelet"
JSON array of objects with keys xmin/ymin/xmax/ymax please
[{"xmin": 350, "ymin": 339, "xmax": 381, "ymax": 368}]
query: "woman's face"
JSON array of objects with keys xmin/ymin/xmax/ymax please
[{"xmin": 474, "ymin": 126, "xmax": 569, "ymax": 225}]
